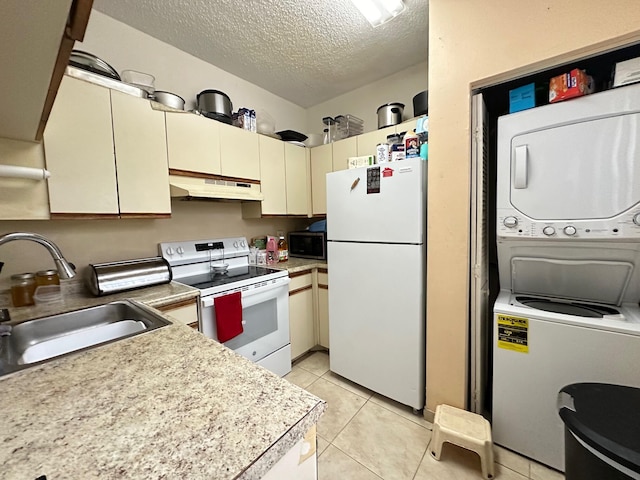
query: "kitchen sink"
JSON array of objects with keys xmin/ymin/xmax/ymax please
[{"xmin": 0, "ymin": 300, "xmax": 171, "ymax": 377}]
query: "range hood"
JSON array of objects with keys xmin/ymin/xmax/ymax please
[{"xmin": 169, "ymin": 175, "xmax": 264, "ymax": 201}]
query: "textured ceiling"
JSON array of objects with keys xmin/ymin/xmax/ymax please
[{"xmin": 92, "ymin": 0, "xmax": 429, "ymax": 108}]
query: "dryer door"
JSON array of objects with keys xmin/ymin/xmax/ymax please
[{"xmin": 509, "ymin": 113, "xmax": 640, "ymax": 221}]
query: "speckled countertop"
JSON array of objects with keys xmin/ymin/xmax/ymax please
[
  {"xmin": 271, "ymin": 257, "xmax": 327, "ymax": 274},
  {"xmin": 0, "ymin": 282, "xmax": 325, "ymax": 479}
]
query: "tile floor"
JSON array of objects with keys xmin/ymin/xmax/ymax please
[{"xmin": 285, "ymin": 351, "xmax": 565, "ymax": 480}]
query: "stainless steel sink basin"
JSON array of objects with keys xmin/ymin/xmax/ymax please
[{"xmin": 0, "ymin": 300, "xmax": 171, "ymax": 377}]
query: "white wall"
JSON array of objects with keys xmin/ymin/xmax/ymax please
[
  {"xmin": 305, "ymin": 62, "xmax": 428, "ymax": 136},
  {"xmin": 78, "ymin": 11, "xmax": 308, "ymax": 135}
]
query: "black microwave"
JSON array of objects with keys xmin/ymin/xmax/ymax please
[{"xmin": 288, "ymin": 231, "xmax": 327, "ymax": 260}]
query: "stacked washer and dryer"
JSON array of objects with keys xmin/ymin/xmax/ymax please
[{"xmin": 492, "ymin": 82, "xmax": 640, "ymax": 472}]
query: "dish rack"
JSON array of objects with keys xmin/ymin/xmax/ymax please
[{"xmin": 335, "ymin": 115, "xmax": 364, "ymax": 139}]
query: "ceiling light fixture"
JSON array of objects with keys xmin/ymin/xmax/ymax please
[{"xmin": 350, "ymin": 0, "xmax": 405, "ymax": 27}]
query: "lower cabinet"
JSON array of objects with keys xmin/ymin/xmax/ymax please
[
  {"xmin": 289, "ymin": 271, "xmax": 315, "ymax": 359},
  {"xmin": 156, "ymin": 297, "xmax": 200, "ymax": 330},
  {"xmin": 316, "ymin": 269, "xmax": 329, "ymax": 349},
  {"xmin": 261, "ymin": 425, "xmax": 318, "ymax": 480},
  {"xmin": 288, "ymin": 267, "xmax": 329, "ymax": 360}
]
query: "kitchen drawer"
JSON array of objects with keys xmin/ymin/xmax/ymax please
[
  {"xmin": 318, "ymin": 271, "xmax": 328, "ymax": 286},
  {"xmin": 289, "ymin": 271, "xmax": 313, "ymax": 291}
]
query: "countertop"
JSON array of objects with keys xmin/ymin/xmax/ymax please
[
  {"xmin": 0, "ymin": 282, "xmax": 325, "ymax": 479},
  {"xmin": 271, "ymin": 257, "xmax": 327, "ymax": 274}
]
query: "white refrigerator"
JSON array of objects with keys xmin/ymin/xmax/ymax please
[{"xmin": 326, "ymin": 157, "xmax": 427, "ymax": 410}]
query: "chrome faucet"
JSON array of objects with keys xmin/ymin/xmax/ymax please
[{"xmin": 0, "ymin": 232, "xmax": 76, "ymax": 279}]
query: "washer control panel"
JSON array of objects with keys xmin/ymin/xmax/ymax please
[{"xmin": 497, "ymin": 207, "xmax": 640, "ymax": 239}]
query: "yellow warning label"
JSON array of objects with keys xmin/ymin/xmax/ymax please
[{"xmin": 497, "ymin": 314, "xmax": 529, "ymax": 353}]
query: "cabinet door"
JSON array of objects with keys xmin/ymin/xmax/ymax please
[
  {"xmin": 157, "ymin": 299, "xmax": 200, "ymax": 330},
  {"xmin": 317, "ymin": 270, "xmax": 329, "ymax": 349},
  {"xmin": 165, "ymin": 112, "xmax": 221, "ymax": 175},
  {"xmin": 356, "ymin": 125, "xmax": 396, "ymax": 158},
  {"xmin": 219, "ymin": 122, "xmax": 260, "ymax": 180},
  {"xmin": 258, "ymin": 135, "xmax": 287, "ymax": 214},
  {"xmin": 310, "ymin": 144, "xmax": 332, "ymax": 215},
  {"xmin": 111, "ymin": 91, "xmax": 171, "ymax": 215},
  {"xmin": 289, "ymin": 272, "xmax": 315, "ymax": 360},
  {"xmin": 332, "ymin": 137, "xmax": 357, "ymax": 172},
  {"xmin": 44, "ymin": 76, "xmax": 118, "ymax": 215},
  {"xmin": 285, "ymin": 143, "xmax": 310, "ymax": 215},
  {"xmin": 396, "ymin": 117, "xmax": 420, "ymax": 135}
]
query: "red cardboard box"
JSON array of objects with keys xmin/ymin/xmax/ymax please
[{"xmin": 549, "ymin": 69, "xmax": 592, "ymax": 103}]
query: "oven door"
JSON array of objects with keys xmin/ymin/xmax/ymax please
[{"xmin": 200, "ymin": 278, "xmax": 290, "ymax": 364}]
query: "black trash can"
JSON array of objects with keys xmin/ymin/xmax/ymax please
[{"xmin": 558, "ymin": 383, "xmax": 640, "ymax": 480}]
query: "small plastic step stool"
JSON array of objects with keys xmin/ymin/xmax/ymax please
[{"xmin": 429, "ymin": 404, "xmax": 495, "ymax": 479}]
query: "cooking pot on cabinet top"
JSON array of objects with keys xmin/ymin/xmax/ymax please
[
  {"xmin": 197, "ymin": 89, "xmax": 233, "ymax": 124},
  {"xmin": 151, "ymin": 91, "xmax": 185, "ymax": 110},
  {"xmin": 377, "ymin": 102, "xmax": 404, "ymax": 129}
]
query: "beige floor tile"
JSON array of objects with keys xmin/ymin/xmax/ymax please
[
  {"xmin": 321, "ymin": 370, "xmax": 373, "ymax": 400},
  {"xmin": 530, "ymin": 461, "xmax": 565, "ymax": 480},
  {"xmin": 317, "ymin": 435, "xmax": 330, "ymax": 457},
  {"xmin": 296, "ymin": 351, "xmax": 330, "ymax": 376},
  {"xmin": 305, "ymin": 377, "xmax": 367, "ymax": 441},
  {"xmin": 319, "ymin": 445, "xmax": 382, "ymax": 480},
  {"xmin": 284, "ymin": 365, "xmax": 319, "ymax": 389},
  {"xmin": 416, "ymin": 443, "xmax": 528, "ymax": 480},
  {"xmin": 494, "ymin": 445, "xmax": 530, "ymax": 477},
  {"xmin": 369, "ymin": 393, "xmax": 433, "ymax": 430},
  {"xmin": 333, "ymin": 401, "xmax": 431, "ymax": 480}
]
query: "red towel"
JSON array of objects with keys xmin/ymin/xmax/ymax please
[{"xmin": 214, "ymin": 292, "xmax": 243, "ymax": 343}]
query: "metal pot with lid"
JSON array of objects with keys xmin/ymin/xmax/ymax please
[
  {"xmin": 197, "ymin": 89, "xmax": 233, "ymax": 124},
  {"xmin": 377, "ymin": 102, "xmax": 404, "ymax": 129}
]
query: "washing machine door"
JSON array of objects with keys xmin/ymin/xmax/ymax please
[
  {"xmin": 508, "ymin": 112, "xmax": 640, "ymax": 221},
  {"xmin": 515, "ymin": 296, "xmax": 621, "ymax": 318},
  {"xmin": 510, "ymin": 257, "xmax": 633, "ymax": 305}
]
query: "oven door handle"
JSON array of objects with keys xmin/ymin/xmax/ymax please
[{"xmin": 200, "ymin": 278, "xmax": 290, "ymax": 308}]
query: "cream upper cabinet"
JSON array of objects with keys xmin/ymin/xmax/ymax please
[
  {"xmin": 258, "ymin": 135, "xmax": 287, "ymax": 214},
  {"xmin": 310, "ymin": 143, "xmax": 332, "ymax": 216},
  {"xmin": 396, "ymin": 117, "xmax": 422, "ymax": 135},
  {"xmin": 165, "ymin": 112, "xmax": 221, "ymax": 175},
  {"xmin": 219, "ymin": 122, "xmax": 260, "ymax": 180},
  {"xmin": 356, "ymin": 125, "xmax": 396, "ymax": 158},
  {"xmin": 44, "ymin": 76, "xmax": 119, "ymax": 215},
  {"xmin": 44, "ymin": 76, "xmax": 170, "ymax": 217},
  {"xmin": 331, "ymin": 137, "xmax": 357, "ymax": 172},
  {"xmin": 284, "ymin": 143, "xmax": 310, "ymax": 215},
  {"xmin": 111, "ymin": 91, "xmax": 171, "ymax": 216}
]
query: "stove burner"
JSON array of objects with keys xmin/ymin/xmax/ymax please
[{"xmin": 178, "ymin": 265, "xmax": 283, "ymax": 291}]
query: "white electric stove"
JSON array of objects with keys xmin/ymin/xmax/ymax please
[{"xmin": 159, "ymin": 237, "xmax": 291, "ymax": 376}]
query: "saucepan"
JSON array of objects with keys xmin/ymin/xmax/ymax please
[
  {"xmin": 150, "ymin": 91, "xmax": 185, "ymax": 110},
  {"xmin": 197, "ymin": 89, "xmax": 233, "ymax": 124}
]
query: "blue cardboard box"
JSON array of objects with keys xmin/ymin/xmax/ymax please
[{"xmin": 509, "ymin": 83, "xmax": 536, "ymax": 113}]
